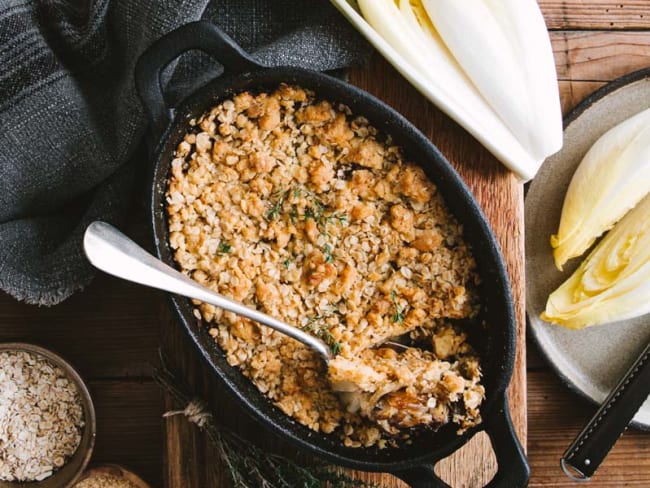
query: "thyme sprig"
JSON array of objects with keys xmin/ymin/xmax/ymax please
[
  {"xmin": 266, "ymin": 188, "xmax": 289, "ymax": 221},
  {"xmin": 303, "ymin": 315, "xmax": 342, "ymax": 355},
  {"xmin": 154, "ymin": 354, "xmax": 376, "ymax": 487},
  {"xmin": 265, "ymin": 186, "xmax": 348, "ymax": 232}
]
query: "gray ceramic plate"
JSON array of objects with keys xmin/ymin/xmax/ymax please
[{"xmin": 526, "ymin": 69, "xmax": 650, "ymax": 430}]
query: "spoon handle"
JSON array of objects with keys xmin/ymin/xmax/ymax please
[
  {"xmin": 83, "ymin": 221, "xmax": 333, "ymax": 362},
  {"xmin": 561, "ymin": 338, "xmax": 650, "ymax": 481}
]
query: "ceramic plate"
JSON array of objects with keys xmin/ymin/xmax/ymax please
[{"xmin": 526, "ymin": 69, "xmax": 650, "ymax": 429}]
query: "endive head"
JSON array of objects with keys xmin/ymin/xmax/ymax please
[
  {"xmin": 354, "ymin": 0, "xmax": 562, "ymax": 180},
  {"xmin": 551, "ymin": 107, "xmax": 650, "ymax": 270},
  {"xmin": 543, "ymin": 192, "xmax": 650, "ymax": 329}
]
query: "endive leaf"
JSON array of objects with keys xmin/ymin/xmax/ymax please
[
  {"xmin": 551, "ymin": 107, "xmax": 650, "ymax": 270},
  {"xmin": 542, "ymin": 193, "xmax": 650, "ymax": 329},
  {"xmin": 355, "ymin": 0, "xmax": 546, "ymax": 180},
  {"xmin": 422, "ymin": 0, "xmax": 562, "ymax": 161}
]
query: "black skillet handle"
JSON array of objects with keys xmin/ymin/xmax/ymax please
[
  {"xmin": 135, "ymin": 20, "xmax": 261, "ymax": 141},
  {"xmin": 392, "ymin": 393, "xmax": 530, "ymax": 488}
]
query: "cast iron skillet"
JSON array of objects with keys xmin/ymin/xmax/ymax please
[{"xmin": 135, "ymin": 21, "xmax": 529, "ymax": 488}]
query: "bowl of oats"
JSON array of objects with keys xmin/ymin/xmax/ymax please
[
  {"xmin": 0, "ymin": 343, "xmax": 96, "ymax": 488},
  {"xmin": 133, "ymin": 20, "xmax": 528, "ymax": 487}
]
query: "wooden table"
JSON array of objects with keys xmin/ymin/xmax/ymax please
[{"xmin": 2, "ymin": 2, "xmax": 650, "ymax": 487}]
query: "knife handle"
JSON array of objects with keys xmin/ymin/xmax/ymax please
[{"xmin": 561, "ymin": 340, "xmax": 650, "ymax": 481}]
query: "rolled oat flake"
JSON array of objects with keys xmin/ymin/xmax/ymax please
[{"xmin": 0, "ymin": 350, "xmax": 84, "ymax": 482}]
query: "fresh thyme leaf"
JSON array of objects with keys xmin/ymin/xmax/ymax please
[
  {"xmin": 313, "ymin": 199, "xmax": 326, "ymax": 219},
  {"xmin": 323, "ymin": 244, "xmax": 334, "ymax": 263},
  {"xmin": 266, "ymin": 189, "xmax": 288, "ymax": 221},
  {"xmin": 289, "ymin": 205, "xmax": 298, "ymax": 223},
  {"xmin": 327, "ymin": 213, "xmax": 348, "ymax": 226},
  {"xmin": 304, "ymin": 207, "xmax": 316, "ymax": 220},
  {"xmin": 393, "ymin": 309, "xmax": 405, "ymax": 324},
  {"xmin": 218, "ymin": 241, "xmax": 232, "ymax": 254},
  {"xmin": 283, "ymin": 259, "xmax": 291, "ymax": 269},
  {"xmin": 391, "ymin": 290, "xmax": 406, "ymax": 324}
]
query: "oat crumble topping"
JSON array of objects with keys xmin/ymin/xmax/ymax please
[{"xmin": 166, "ymin": 84, "xmax": 484, "ymax": 448}]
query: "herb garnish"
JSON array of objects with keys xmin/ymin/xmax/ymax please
[
  {"xmin": 217, "ymin": 241, "xmax": 232, "ymax": 255},
  {"xmin": 326, "ymin": 212, "xmax": 348, "ymax": 226},
  {"xmin": 265, "ymin": 188, "xmax": 288, "ymax": 220},
  {"xmin": 265, "ymin": 185, "xmax": 347, "ymax": 230},
  {"xmin": 323, "ymin": 244, "xmax": 334, "ymax": 263},
  {"xmin": 391, "ymin": 290, "xmax": 406, "ymax": 324},
  {"xmin": 303, "ymin": 315, "xmax": 341, "ymax": 355}
]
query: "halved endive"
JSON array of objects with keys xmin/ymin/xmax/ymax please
[
  {"xmin": 551, "ymin": 108, "xmax": 650, "ymax": 270},
  {"xmin": 542, "ymin": 193, "xmax": 650, "ymax": 329},
  {"xmin": 351, "ymin": 0, "xmax": 562, "ymax": 180}
]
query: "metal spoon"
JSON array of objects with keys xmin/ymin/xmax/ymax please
[{"xmin": 83, "ymin": 221, "xmax": 334, "ymax": 362}]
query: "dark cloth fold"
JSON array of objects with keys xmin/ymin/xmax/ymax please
[{"xmin": 0, "ymin": 0, "xmax": 369, "ymax": 305}]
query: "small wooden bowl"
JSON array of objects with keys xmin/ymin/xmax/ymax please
[
  {"xmin": 75, "ymin": 465, "xmax": 150, "ymax": 488},
  {"xmin": 0, "ymin": 343, "xmax": 97, "ymax": 488}
]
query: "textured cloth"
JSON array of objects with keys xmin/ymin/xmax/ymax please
[{"xmin": 0, "ymin": 0, "xmax": 369, "ymax": 305}]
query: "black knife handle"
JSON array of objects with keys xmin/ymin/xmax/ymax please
[{"xmin": 561, "ymin": 340, "xmax": 650, "ymax": 481}]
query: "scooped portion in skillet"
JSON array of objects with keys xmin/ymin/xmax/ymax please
[{"xmin": 166, "ymin": 83, "xmax": 484, "ymax": 448}]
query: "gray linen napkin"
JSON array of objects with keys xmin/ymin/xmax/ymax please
[{"xmin": 0, "ymin": 0, "xmax": 370, "ymax": 305}]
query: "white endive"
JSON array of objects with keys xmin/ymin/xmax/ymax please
[
  {"xmin": 542, "ymin": 193, "xmax": 650, "ymax": 330},
  {"xmin": 351, "ymin": 0, "xmax": 562, "ymax": 180},
  {"xmin": 422, "ymin": 0, "xmax": 562, "ymax": 161},
  {"xmin": 551, "ymin": 108, "xmax": 650, "ymax": 270}
]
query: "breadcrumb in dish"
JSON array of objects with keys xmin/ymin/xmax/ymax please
[{"xmin": 166, "ymin": 84, "xmax": 484, "ymax": 448}]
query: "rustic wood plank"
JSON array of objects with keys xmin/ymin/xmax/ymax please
[
  {"xmin": 160, "ymin": 307, "xmax": 223, "ymax": 488},
  {"xmin": 0, "ymin": 277, "xmax": 161, "ymax": 378},
  {"xmin": 558, "ymin": 80, "xmax": 607, "ymax": 115},
  {"xmin": 527, "ymin": 370, "xmax": 650, "ymax": 487},
  {"xmin": 526, "ymin": 335, "xmax": 548, "ymax": 371},
  {"xmin": 551, "ymin": 31, "xmax": 650, "ymax": 81},
  {"xmin": 540, "ymin": 1, "xmax": 650, "ymax": 30},
  {"xmin": 88, "ymin": 379, "xmax": 163, "ymax": 488}
]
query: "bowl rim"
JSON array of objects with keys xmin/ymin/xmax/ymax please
[{"xmin": 0, "ymin": 342, "xmax": 97, "ymax": 487}]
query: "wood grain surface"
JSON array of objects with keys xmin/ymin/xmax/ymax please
[
  {"xmin": 0, "ymin": 274, "xmax": 165, "ymax": 487},
  {"xmin": 541, "ymin": 1, "xmax": 650, "ymax": 29},
  {"xmin": 2, "ymin": 2, "xmax": 650, "ymax": 488}
]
